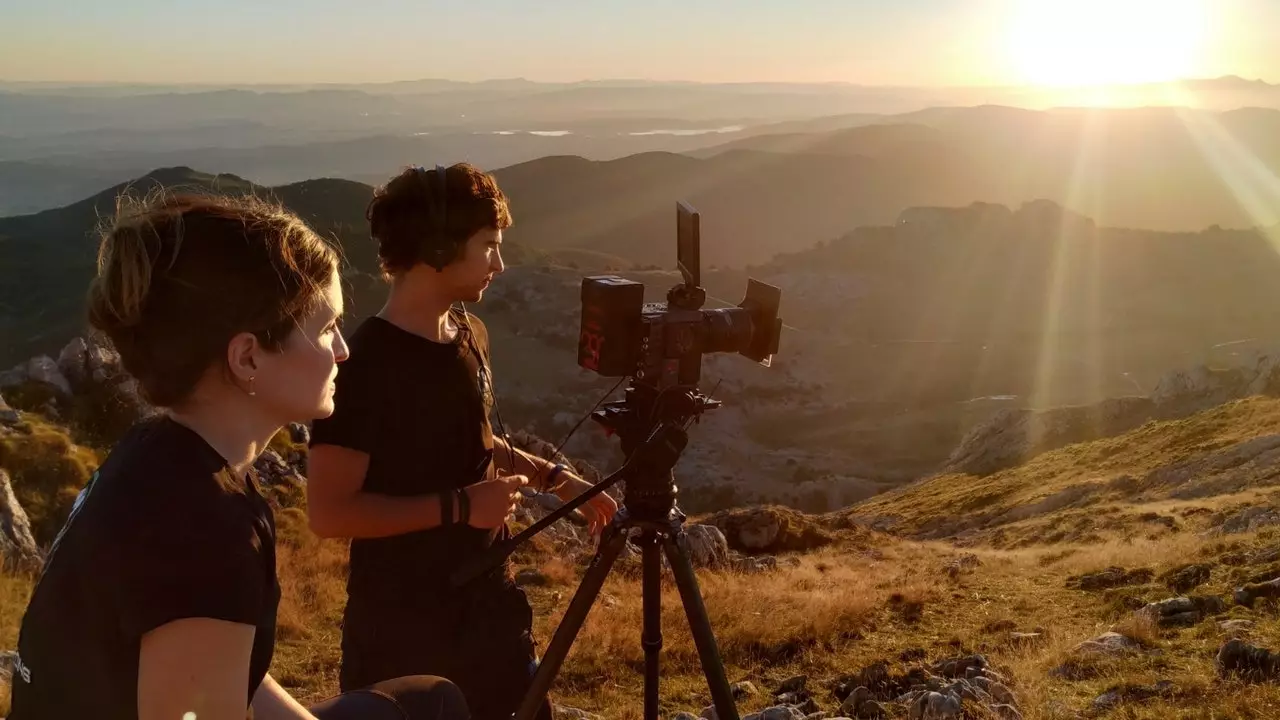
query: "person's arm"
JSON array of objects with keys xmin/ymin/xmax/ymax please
[
  {"xmin": 305, "ymin": 359, "xmax": 452, "ymax": 538},
  {"xmin": 305, "ymin": 444, "xmax": 448, "ymax": 538},
  {"xmin": 307, "ymin": 444, "xmax": 527, "ymax": 538},
  {"xmin": 491, "ymin": 436, "xmax": 565, "ymax": 492},
  {"xmin": 251, "ymin": 673, "xmax": 320, "ymax": 720},
  {"xmin": 119, "ymin": 488, "xmax": 304, "ymax": 720},
  {"xmin": 137, "ymin": 620, "xmax": 316, "ymax": 720}
]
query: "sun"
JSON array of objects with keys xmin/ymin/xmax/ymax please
[{"xmin": 1007, "ymin": 0, "xmax": 1207, "ymax": 86}]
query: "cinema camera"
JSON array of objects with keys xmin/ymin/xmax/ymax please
[
  {"xmin": 452, "ymin": 202, "xmax": 783, "ymax": 720},
  {"xmin": 577, "ymin": 200, "xmax": 783, "ymax": 388}
]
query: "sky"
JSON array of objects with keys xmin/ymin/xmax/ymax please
[{"xmin": 2, "ymin": 0, "xmax": 1278, "ymax": 87}]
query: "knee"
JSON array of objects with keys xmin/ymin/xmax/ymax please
[{"xmin": 390, "ymin": 675, "xmax": 471, "ymax": 720}]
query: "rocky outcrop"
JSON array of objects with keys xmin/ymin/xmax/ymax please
[
  {"xmin": 702, "ymin": 505, "xmax": 835, "ymax": 554},
  {"xmin": 1, "ymin": 334, "xmax": 155, "ymax": 440},
  {"xmin": 508, "ymin": 429, "xmax": 607, "ymax": 486},
  {"xmin": 943, "ymin": 397, "xmax": 1154, "ymax": 477},
  {"xmin": 944, "ymin": 352, "xmax": 1280, "ymax": 477},
  {"xmin": 0, "ymin": 468, "xmax": 41, "ymax": 572},
  {"xmin": 0, "ymin": 390, "xmax": 19, "ymax": 427}
]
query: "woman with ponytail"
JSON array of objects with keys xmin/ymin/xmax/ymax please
[{"xmin": 7, "ymin": 193, "xmax": 470, "ymax": 720}]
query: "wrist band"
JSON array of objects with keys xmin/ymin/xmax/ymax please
[
  {"xmin": 544, "ymin": 463, "xmax": 567, "ymax": 492},
  {"xmin": 457, "ymin": 487, "xmax": 471, "ymax": 526},
  {"xmin": 440, "ymin": 489, "xmax": 455, "ymax": 527}
]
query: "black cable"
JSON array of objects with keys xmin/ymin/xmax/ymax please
[{"xmin": 457, "ymin": 302, "xmax": 627, "ymax": 493}]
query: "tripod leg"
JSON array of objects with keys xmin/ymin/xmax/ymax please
[
  {"xmin": 640, "ymin": 532, "xmax": 663, "ymax": 720},
  {"xmin": 515, "ymin": 523, "xmax": 631, "ymax": 720},
  {"xmin": 661, "ymin": 533, "xmax": 740, "ymax": 720}
]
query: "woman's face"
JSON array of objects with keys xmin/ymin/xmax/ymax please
[{"xmin": 251, "ymin": 269, "xmax": 349, "ymax": 422}]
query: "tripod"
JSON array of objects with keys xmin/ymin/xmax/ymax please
[{"xmin": 451, "ymin": 382, "xmax": 741, "ymax": 720}]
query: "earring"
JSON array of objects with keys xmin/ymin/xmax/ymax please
[{"xmin": 248, "ymin": 376, "xmax": 256, "ymax": 396}]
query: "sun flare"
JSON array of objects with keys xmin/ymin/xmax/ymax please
[{"xmin": 1008, "ymin": 0, "xmax": 1207, "ymax": 86}]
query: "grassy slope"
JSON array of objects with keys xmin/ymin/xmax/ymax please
[{"xmin": 7, "ymin": 398, "xmax": 1280, "ymax": 716}]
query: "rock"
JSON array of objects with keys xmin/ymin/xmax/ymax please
[
  {"xmin": 1007, "ymin": 632, "xmax": 1044, "ymax": 648},
  {"xmin": 942, "ymin": 553, "xmax": 981, "ymax": 578},
  {"xmin": 1071, "ymin": 632, "xmax": 1144, "ymax": 656},
  {"xmin": 0, "ymin": 364, "xmax": 25, "ymax": 389},
  {"xmin": 25, "ymin": 355, "xmax": 72, "ymax": 396},
  {"xmin": 1138, "ymin": 595, "xmax": 1227, "ymax": 627},
  {"xmin": 56, "ymin": 336, "xmax": 90, "ymax": 384},
  {"xmin": 674, "ymin": 713, "xmax": 700, "ymax": 720},
  {"xmin": 253, "ymin": 449, "xmax": 306, "ymax": 508},
  {"xmin": 1067, "ymin": 566, "xmax": 1154, "ymax": 591},
  {"xmin": 684, "ymin": 524, "xmax": 730, "ymax": 569},
  {"xmin": 990, "ymin": 705, "xmax": 1022, "ymax": 720},
  {"xmin": 1216, "ymin": 639, "xmax": 1280, "ymax": 681},
  {"xmin": 700, "ymin": 704, "xmax": 718, "ymax": 720},
  {"xmin": 930, "ymin": 654, "xmax": 987, "ymax": 679},
  {"xmin": 0, "ymin": 469, "xmax": 42, "ymax": 572},
  {"xmin": 746, "ymin": 706, "xmax": 806, "ymax": 720},
  {"xmin": 1234, "ymin": 577, "xmax": 1280, "ymax": 607},
  {"xmin": 703, "ymin": 506, "xmax": 833, "ymax": 554},
  {"xmin": 1220, "ymin": 619, "xmax": 1255, "ymax": 635},
  {"xmin": 775, "ymin": 675, "xmax": 808, "ymax": 695},
  {"xmin": 839, "ymin": 687, "xmax": 886, "ymax": 719},
  {"xmin": 514, "ymin": 568, "xmax": 549, "ymax": 586},
  {"xmin": 1160, "ymin": 563, "xmax": 1212, "ymax": 593},
  {"xmin": 1218, "ymin": 506, "xmax": 1280, "ymax": 535},
  {"xmin": 0, "ymin": 649, "xmax": 16, "ymax": 680},
  {"xmin": 1092, "ymin": 680, "xmax": 1177, "ymax": 711},
  {"xmin": 537, "ymin": 493, "xmax": 565, "ymax": 512},
  {"xmin": 907, "ymin": 691, "xmax": 961, "ymax": 720},
  {"xmin": 0, "ymin": 391, "xmax": 19, "ymax": 426},
  {"xmin": 731, "ymin": 681, "xmax": 759, "ymax": 699},
  {"xmin": 734, "ymin": 554, "xmax": 779, "ymax": 574},
  {"xmin": 288, "ymin": 422, "xmax": 310, "ymax": 445},
  {"xmin": 551, "ymin": 705, "xmax": 602, "ymax": 720}
]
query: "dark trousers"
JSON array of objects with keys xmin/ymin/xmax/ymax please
[
  {"xmin": 339, "ymin": 582, "xmax": 554, "ymax": 720},
  {"xmin": 310, "ymin": 675, "xmax": 470, "ymax": 720}
]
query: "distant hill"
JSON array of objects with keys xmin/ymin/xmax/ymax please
[
  {"xmin": 0, "ymin": 167, "xmax": 547, "ymax": 366},
  {"xmin": 694, "ymin": 105, "xmax": 1280, "ymax": 233}
]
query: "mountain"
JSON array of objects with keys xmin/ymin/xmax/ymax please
[
  {"xmin": 694, "ymin": 105, "xmax": 1280, "ymax": 233},
  {"xmin": 0, "ymin": 167, "xmax": 545, "ymax": 367}
]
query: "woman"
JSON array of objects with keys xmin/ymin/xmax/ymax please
[{"xmin": 6, "ymin": 192, "xmax": 469, "ymax": 720}]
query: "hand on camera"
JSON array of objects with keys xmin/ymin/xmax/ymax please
[{"xmin": 464, "ymin": 473, "xmax": 528, "ymax": 528}]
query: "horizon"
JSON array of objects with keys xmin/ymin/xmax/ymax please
[
  {"xmin": 5, "ymin": 0, "xmax": 1279, "ymax": 87},
  {"xmin": 1, "ymin": 73, "xmax": 1277, "ymax": 90}
]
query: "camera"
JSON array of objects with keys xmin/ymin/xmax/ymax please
[{"xmin": 576, "ymin": 201, "xmax": 783, "ymax": 387}]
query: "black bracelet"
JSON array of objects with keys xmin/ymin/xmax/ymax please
[
  {"xmin": 457, "ymin": 487, "xmax": 471, "ymax": 526},
  {"xmin": 440, "ymin": 489, "xmax": 455, "ymax": 527},
  {"xmin": 544, "ymin": 463, "xmax": 568, "ymax": 492}
]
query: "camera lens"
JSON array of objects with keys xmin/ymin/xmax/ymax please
[{"xmin": 701, "ymin": 308, "xmax": 752, "ymax": 354}]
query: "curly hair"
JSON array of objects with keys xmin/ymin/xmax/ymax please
[{"xmin": 365, "ymin": 162, "xmax": 512, "ymax": 276}]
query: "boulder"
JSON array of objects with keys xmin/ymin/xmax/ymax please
[{"xmin": 0, "ymin": 468, "xmax": 42, "ymax": 572}]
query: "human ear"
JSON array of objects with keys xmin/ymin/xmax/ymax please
[{"xmin": 225, "ymin": 331, "xmax": 261, "ymax": 394}]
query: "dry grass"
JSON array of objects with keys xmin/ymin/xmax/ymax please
[
  {"xmin": 847, "ymin": 396, "xmax": 1280, "ymax": 541},
  {"xmin": 0, "ymin": 571, "xmax": 36, "ymax": 715},
  {"xmin": 6, "ymin": 513, "xmax": 1280, "ymax": 717},
  {"xmin": 0, "ymin": 417, "xmax": 103, "ymax": 545},
  {"xmin": 7, "ymin": 396, "xmax": 1280, "ymax": 716}
]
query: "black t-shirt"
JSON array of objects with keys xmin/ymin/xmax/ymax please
[
  {"xmin": 309, "ymin": 309, "xmax": 504, "ymax": 611},
  {"xmin": 8, "ymin": 415, "xmax": 279, "ymax": 720}
]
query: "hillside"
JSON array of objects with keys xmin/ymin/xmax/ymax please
[
  {"xmin": 11, "ymin": 174, "xmax": 1280, "ymax": 493},
  {"xmin": 0, "ymin": 167, "xmax": 544, "ymax": 368},
  {"xmin": 7, "ymin": 341, "xmax": 1280, "ymax": 717}
]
